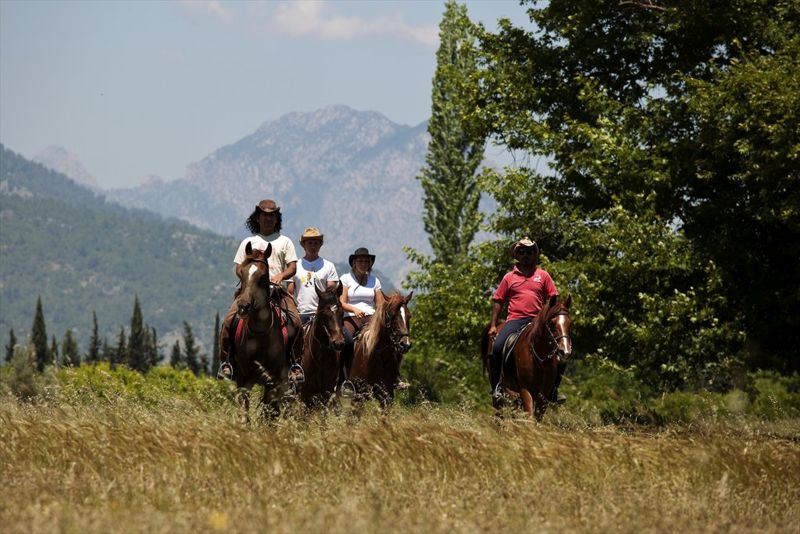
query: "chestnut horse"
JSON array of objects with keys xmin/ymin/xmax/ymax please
[
  {"xmin": 231, "ymin": 241, "xmax": 290, "ymax": 421},
  {"xmin": 481, "ymin": 294, "xmax": 572, "ymax": 420},
  {"xmin": 349, "ymin": 291, "xmax": 413, "ymax": 410},
  {"xmin": 295, "ymin": 283, "xmax": 346, "ymax": 408}
]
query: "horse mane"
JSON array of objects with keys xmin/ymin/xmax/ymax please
[
  {"xmin": 360, "ymin": 293, "xmax": 404, "ymax": 356},
  {"xmin": 532, "ymin": 297, "xmax": 563, "ymax": 339}
]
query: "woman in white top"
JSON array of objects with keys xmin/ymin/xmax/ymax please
[{"xmin": 340, "ymin": 247, "xmax": 384, "ymax": 367}]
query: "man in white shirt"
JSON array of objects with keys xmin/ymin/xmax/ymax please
[
  {"xmin": 288, "ymin": 227, "xmax": 340, "ymax": 324},
  {"xmin": 219, "ymin": 199, "xmax": 301, "ymax": 380}
]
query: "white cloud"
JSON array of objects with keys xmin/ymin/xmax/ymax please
[
  {"xmin": 270, "ymin": 1, "xmax": 438, "ymax": 47},
  {"xmin": 178, "ymin": 0, "xmax": 234, "ymax": 25}
]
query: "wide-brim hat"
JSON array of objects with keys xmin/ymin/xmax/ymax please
[
  {"xmin": 348, "ymin": 247, "xmax": 376, "ymax": 267},
  {"xmin": 511, "ymin": 236, "xmax": 539, "ymax": 256},
  {"xmin": 256, "ymin": 199, "xmax": 280, "ymax": 213},
  {"xmin": 300, "ymin": 227, "xmax": 324, "ymax": 243}
]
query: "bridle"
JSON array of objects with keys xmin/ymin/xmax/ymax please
[
  {"xmin": 531, "ymin": 310, "xmax": 572, "ymax": 364},
  {"xmin": 237, "ymin": 258, "xmax": 277, "ymax": 335},
  {"xmin": 385, "ymin": 303, "xmax": 411, "ymax": 354}
]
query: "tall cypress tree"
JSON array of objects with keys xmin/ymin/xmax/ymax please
[
  {"xmin": 86, "ymin": 311, "xmax": 101, "ymax": 364},
  {"xmin": 417, "ymin": 0, "xmax": 485, "ymax": 263},
  {"xmin": 169, "ymin": 340, "xmax": 183, "ymax": 368},
  {"xmin": 61, "ymin": 329, "xmax": 80, "ymax": 367},
  {"xmin": 5, "ymin": 328, "xmax": 17, "ymax": 363},
  {"xmin": 112, "ymin": 327, "xmax": 126, "ymax": 369},
  {"xmin": 182, "ymin": 321, "xmax": 201, "ymax": 376},
  {"xmin": 127, "ymin": 295, "xmax": 147, "ymax": 372},
  {"xmin": 50, "ymin": 336, "xmax": 59, "ymax": 368},
  {"xmin": 145, "ymin": 325, "xmax": 162, "ymax": 369},
  {"xmin": 211, "ymin": 312, "xmax": 221, "ymax": 375},
  {"xmin": 101, "ymin": 337, "xmax": 111, "ymax": 363},
  {"xmin": 31, "ymin": 296, "xmax": 50, "ymax": 371}
]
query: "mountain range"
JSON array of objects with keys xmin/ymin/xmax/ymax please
[{"xmin": 103, "ymin": 105, "xmax": 432, "ymax": 286}]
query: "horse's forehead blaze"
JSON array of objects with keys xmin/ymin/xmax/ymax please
[{"xmin": 400, "ymin": 306, "xmax": 407, "ymax": 325}]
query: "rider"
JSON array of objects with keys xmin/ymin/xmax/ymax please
[
  {"xmin": 218, "ymin": 199, "xmax": 301, "ymax": 380},
  {"xmin": 288, "ymin": 227, "xmax": 340, "ymax": 325},
  {"xmin": 487, "ymin": 237, "xmax": 564, "ymax": 403},
  {"xmin": 339, "ymin": 247, "xmax": 384, "ymax": 368}
]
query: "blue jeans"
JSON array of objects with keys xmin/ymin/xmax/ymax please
[{"xmin": 491, "ymin": 317, "xmax": 532, "ymax": 390}]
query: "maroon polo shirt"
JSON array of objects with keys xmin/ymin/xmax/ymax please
[{"xmin": 493, "ymin": 266, "xmax": 558, "ymax": 321}]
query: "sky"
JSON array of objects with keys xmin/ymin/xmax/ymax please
[{"xmin": 1, "ymin": 0, "xmax": 533, "ymax": 188}]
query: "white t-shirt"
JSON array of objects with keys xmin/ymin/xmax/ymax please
[
  {"xmin": 340, "ymin": 272, "xmax": 382, "ymax": 317},
  {"xmin": 233, "ymin": 232, "xmax": 298, "ymax": 281},
  {"xmin": 292, "ymin": 257, "xmax": 340, "ymax": 314}
]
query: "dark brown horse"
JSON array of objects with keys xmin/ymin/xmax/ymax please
[
  {"xmin": 230, "ymin": 241, "xmax": 290, "ymax": 422},
  {"xmin": 481, "ymin": 294, "xmax": 572, "ymax": 420},
  {"xmin": 349, "ymin": 291, "xmax": 413, "ymax": 410},
  {"xmin": 296, "ymin": 283, "xmax": 346, "ymax": 408}
]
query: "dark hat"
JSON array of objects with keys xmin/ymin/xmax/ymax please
[
  {"xmin": 256, "ymin": 199, "xmax": 280, "ymax": 213},
  {"xmin": 348, "ymin": 247, "xmax": 376, "ymax": 267}
]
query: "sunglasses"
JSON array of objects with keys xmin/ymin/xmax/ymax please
[{"xmin": 516, "ymin": 248, "xmax": 536, "ymax": 256}]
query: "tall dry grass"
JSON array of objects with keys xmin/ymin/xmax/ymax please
[{"xmin": 1, "ymin": 396, "xmax": 798, "ymax": 533}]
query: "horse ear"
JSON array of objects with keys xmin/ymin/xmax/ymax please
[
  {"xmin": 315, "ymin": 281, "xmax": 325, "ymax": 298},
  {"xmin": 336, "ymin": 281, "xmax": 343, "ymax": 297},
  {"xmin": 548, "ymin": 294, "xmax": 558, "ymax": 308},
  {"xmin": 265, "ymin": 243, "xmax": 272, "ymax": 258},
  {"xmin": 564, "ymin": 293, "xmax": 572, "ymax": 309},
  {"xmin": 404, "ymin": 291, "xmax": 413, "ymax": 304},
  {"xmin": 245, "ymin": 240, "xmax": 253, "ymax": 256}
]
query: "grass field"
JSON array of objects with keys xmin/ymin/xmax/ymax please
[{"xmin": 2, "ymin": 392, "xmax": 798, "ymax": 534}]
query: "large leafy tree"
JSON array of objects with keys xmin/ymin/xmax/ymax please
[
  {"xmin": 416, "ymin": 0, "xmax": 485, "ymax": 263},
  {"xmin": 472, "ymin": 0, "xmax": 799, "ymax": 384}
]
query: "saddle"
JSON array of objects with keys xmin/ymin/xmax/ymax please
[{"xmin": 500, "ymin": 321, "xmax": 532, "ymax": 365}]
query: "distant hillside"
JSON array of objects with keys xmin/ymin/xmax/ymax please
[
  {"xmin": 0, "ymin": 145, "xmax": 238, "ymax": 355},
  {"xmin": 107, "ymin": 106, "xmax": 432, "ymax": 286}
]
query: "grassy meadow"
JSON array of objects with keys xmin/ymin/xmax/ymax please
[{"xmin": 1, "ymin": 363, "xmax": 799, "ymax": 533}]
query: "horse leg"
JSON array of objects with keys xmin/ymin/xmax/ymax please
[
  {"xmin": 237, "ymin": 387, "xmax": 251, "ymax": 425},
  {"xmin": 261, "ymin": 384, "xmax": 281, "ymax": 421},
  {"xmin": 534, "ymin": 391, "xmax": 549, "ymax": 422},
  {"xmin": 519, "ymin": 387, "xmax": 535, "ymax": 418}
]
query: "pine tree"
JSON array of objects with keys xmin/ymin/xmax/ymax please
[
  {"xmin": 50, "ymin": 336, "xmax": 59, "ymax": 367},
  {"xmin": 5, "ymin": 328, "xmax": 17, "ymax": 363},
  {"xmin": 144, "ymin": 326, "xmax": 162, "ymax": 369},
  {"xmin": 112, "ymin": 327, "xmax": 126, "ymax": 369},
  {"xmin": 127, "ymin": 295, "xmax": 147, "ymax": 372},
  {"xmin": 61, "ymin": 329, "xmax": 80, "ymax": 367},
  {"xmin": 417, "ymin": 0, "xmax": 485, "ymax": 263},
  {"xmin": 211, "ymin": 312, "xmax": 221, "ymax": 375},
  {"xmin": 86, "ymin": 311, "xmax": 101, "ymax": 364},
  {"xmin": 169, "ymin": 340, "xmax": 183, "ymax": 368},
  {"xmin": 101, "ymin": 337, "xmax": 111, "ymax": 363},
  {"xmin": 31, "ymin": 296, "xmax": 50, "ymax": 371},
  {"xmin": 182, "ymin": 321, "xmax": 201, "ymax": 376}
]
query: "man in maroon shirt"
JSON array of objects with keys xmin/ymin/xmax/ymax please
[{"xmin": 488, "ymin": 237, "xmax": 564, "ymax": 402}]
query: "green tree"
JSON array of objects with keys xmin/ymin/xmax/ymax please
[
  {"xmin": 144, "ymin": 326, "xmax": 162, "ymax": 369},
  {"xmin": 169, "ymin": 340, "xmax": 183, "ymax": 368},
  {"xmin": 31, "ymin": 296, "xmax": 50, "ymax": 371},
  {"xmin": 416, "ymin": 0, "xmax": 485, "ymax": 263},
  {"xmin": 182, "ymin": 321, "xmax": 201, "ymax": 376},
  {"xmin": 61, "ymin": 329, "xmax": 80, "ymax": 367},
  {"xmin": 85, "ymin": 311, "xmax": 101, "ymax": 364},
  {"xmin": 111, "ymin": 327, "xmax": 126, "ymax": 369},
  {"xmin": 4, "ymin": 328, "xmax": 16, "ymax": 363},
  {"xmin": 100, "ymin": 336, "xmax": 111, "ymax": 363},
  {"xmin": 49, "ymin": 335, "xmax": 59, "ymax": 367},
  {"xmin": 127, "ymin": 295, "xmax": 148, "ymax": 372}
]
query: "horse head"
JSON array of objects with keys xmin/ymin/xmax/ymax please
[
  {"xmin": 236, "ymin": 241, "xmax": 273, "ymax": 319},
  {"xmin": 313, "ymin": 281, "xmax": 345, "ymax": 351},
  {"xmin": 546, "ymin": 294, "xmax": 572, "ymax": 362},
  {"xmin": 382, "ymin": 291, "xmax": 413, "ymax": 354}
]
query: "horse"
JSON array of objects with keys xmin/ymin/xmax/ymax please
[
  {"xmin": 349, "ymin": 291, "xmax": 413, "ymax": 411},
  {"xmin": 481, "ymin": 294, "xmax": 572, "ymax": 420},
  {"xmin": 295, "ymin": 282, "xmax": 346, "ymax": 408},
  {"xmin": 229, "ymin": 241, "xmax": 290, "ymax": 422}
]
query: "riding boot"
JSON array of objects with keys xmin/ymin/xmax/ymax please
[
  {"xmin": 286, "ymin": 329, "xmax": 304, "ymax": 384},
  {"xmin": 550, "ymin": 361, "xmax": 567, "ymax": 404},
  {"xmin": 490, "ymin": 352, "xmax": 503, "ymax": 400}
]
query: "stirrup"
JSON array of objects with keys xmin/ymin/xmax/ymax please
[
  {"xmin": 217, "ymin": 362, "xmax": 233, "ymax": 380},
  {"xmin": 340, "ymin": 380, "xmax": 355, "ymax": 399},
  {"xmin": 491, "ymin": 383, "xmax": 503, "ymax": 401},
  {"xmin": 288, "ymin": 364, "xmax": 305, "ymax": 384}
]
